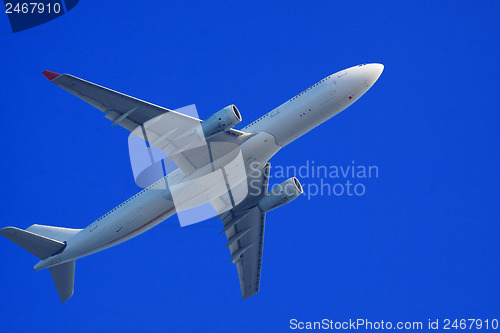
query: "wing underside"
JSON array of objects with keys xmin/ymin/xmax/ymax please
[
  {"xmin": 44, "ymin": 72, "xmax": 250, "ymax": 176},
  {"xmin": 219, "ymin": 163, "xmax": 270, "ymax": 299},
  {"xmin": 46, "ymin": 72, "xmax": 245, "ymax": 137}
]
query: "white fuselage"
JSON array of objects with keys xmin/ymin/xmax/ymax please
[{"xmin": 34, "ymin": 64, "xmax": 383, "ymax": 270}]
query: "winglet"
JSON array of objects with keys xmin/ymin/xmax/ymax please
[{"xmin": 42, "ymin": 71, "xmax": 61, "ymax": 81}]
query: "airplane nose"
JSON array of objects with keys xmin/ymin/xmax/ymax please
[{"xmin": 365, "ymin": 63, "xmax": 384, "ymax": 86}]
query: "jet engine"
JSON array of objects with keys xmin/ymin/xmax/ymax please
[
  {"xmin": 201, "ymin": 105, "xmax": 242, "ymax": 138},
  {"xmin": 258, "ymin": 177, "xmax": 303, "ymax": 212}
]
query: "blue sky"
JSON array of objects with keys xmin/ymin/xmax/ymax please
[{"xmin": 0, "ymin": 1, "xmax": 499, "ymax": 332}]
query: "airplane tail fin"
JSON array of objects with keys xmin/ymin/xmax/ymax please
[{"xmin": 0, "ymin": 225, "xmax": 82, "ymax": 303}]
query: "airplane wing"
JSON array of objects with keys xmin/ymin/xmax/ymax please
[
  {"xmin": 42, "ymin": 71, "xmax": 244, "ymax": 135},
  {"xmin": 42, "ymin": 71, "xmax": 249, "ymax": 176},
  {"xmin": 218, "ymin": 162, "xmax": 270, "ymax": 299}
]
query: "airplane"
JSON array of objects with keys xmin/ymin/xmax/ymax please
[{"xmin": 0, "ymin": 63, "xmax": 383, "ymax": 302}]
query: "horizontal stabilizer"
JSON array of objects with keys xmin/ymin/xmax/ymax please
[
  {"xmin": 49, "ymin": 261, "xmax": 75, "ymax": 303},
  {"xmin": 26, "ymin": 224, "xmax": 82, "ymax": 243},
  {"xmin": 0, "ymin": 227, "xmax": 65, "ymax": 260}
]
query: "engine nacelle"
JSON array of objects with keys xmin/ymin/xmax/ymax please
[
  {"xmin": 258, "ymin": 177, "xmax": 303, "ymax": 212},
  {"xmin": 201, "ymin": 105, "xmax": 242, "ymax": 138}
]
